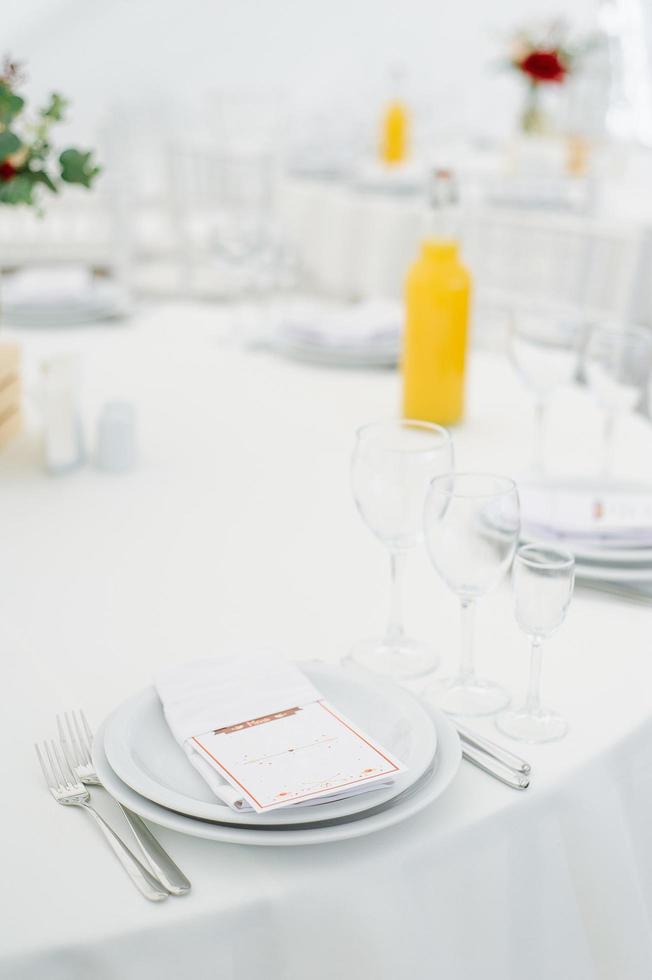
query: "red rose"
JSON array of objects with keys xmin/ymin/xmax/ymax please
[
  {"xmin": 0, "ymin": 160, "xmax": 16, "ymax": 182},
  {"xmin": 519, "ymin": 50, "xmax": 567, "ymax": 83}
]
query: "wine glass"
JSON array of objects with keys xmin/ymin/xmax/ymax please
[
  {"xmin": 584, "ymin": 325, "xmax": 652, "ymax": 479},
  {"xmin": 212, "ymin": 152, "xmax": 276, "ymax": 284},
  {"xmin": 508, "ymin": 307, "xmax": 587, "ymax": 476},
  {"xmin": 496, "ymin": 544, "xmax": 574, "ymax": 743},
  {"xmin": 423, "ymin": 473, "xmax": 520, "ymax": 716},
  {"xmin": 346, "ymin": 419, "xmax": 453, "ymax": 680}
]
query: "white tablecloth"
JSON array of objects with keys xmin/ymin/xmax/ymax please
[{"xmin": 2, "ymin": 303, "xmax": 652, "ymax": 979}]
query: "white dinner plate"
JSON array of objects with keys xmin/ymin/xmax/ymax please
[
  {"xmin": 103, "ymin": 662, "xmax": 437, "ymax": 826},
  {"xmin": 5, "ymin": 305, "xmax": 127, "ymax": 327},
  {"xmin": 93, "ymin": 707, "xmax": 460, "ymax": 846},
  {"xmin": 575, "ymin": 561, "xmax": 652, "ymax": 583},
  {"xmin": 272, "ymin": 335, "xmax": 398, "ymax": 369},
  {"xmin": 521, "ymin": 531, "xmax": 652, "ymax": 566}
]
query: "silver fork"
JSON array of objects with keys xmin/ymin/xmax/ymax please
[
  {"xmin": 35, "ymin": 739, "xmax": 168, "ymax": 902},
  {"xmin": 58, "ymin": 710, "xmax": 191, "ymax": 896}
]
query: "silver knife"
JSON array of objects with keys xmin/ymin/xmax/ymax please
[{"xmin": 462, "ymin": 744, "xmax": 530, "ymax": 790}]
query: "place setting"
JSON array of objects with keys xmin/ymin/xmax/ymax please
[
  {"xmin": 509, "ymin": 307, "xmax": 652, "ymax": 598},
  {"xmin": 271, "ymin": 299, "xmax": 401, "ymax": 369},
  {"xmin": 34, "ymin": 651, "xmax": 461, "ymax": 901},
  {"xmin": 33, "ymin": 416, "xmax": 558, "ymax": 904},
  {"xmin": 2, "ymin": 265, "xmax": 131, "ymax": 327},
  {"xmin": 35, "ymin": 636, "xmax": 534, "ymax": 901},
  {"xmin": 30, "ymin": 406, "xmax": 566, "ymax": 901}
]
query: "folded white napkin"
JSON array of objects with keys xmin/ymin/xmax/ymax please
[
  {"xmin": 3, "ymin": 265, "xmax": 95, "ymax": 307},
  {"xmin": 156, "ymin": 654, "xmax": 319, "ymax": 810},
  {"xmin": 277, "ymin": 300, "xmax": 401, "ymax": 350},
  {"xmin": 156, "ymin": 654, "xmax": 398, "ymax": 812},
  {"xmin": 2, "ymin": 265, "xmax": 128, "ymax": 320}
]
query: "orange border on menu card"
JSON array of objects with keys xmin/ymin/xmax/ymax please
[{"xmin": 191, "ymin": 700, "xmax": 400, "ymax": 810}]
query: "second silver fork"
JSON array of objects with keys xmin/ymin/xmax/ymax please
[{"xmin": 58, "ymin": 710, "xmax": 191, "ymax": 896}]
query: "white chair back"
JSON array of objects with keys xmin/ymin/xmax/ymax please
[{"xmin": 461, "ymin": 207, "xmax": 644, "ymax": 348}]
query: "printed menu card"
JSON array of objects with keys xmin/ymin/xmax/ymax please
[{"xmin": 192, "ymin": 698, "xmax": 403, "ymax": 812}]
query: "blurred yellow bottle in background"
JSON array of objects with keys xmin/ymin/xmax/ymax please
[
  {"xmin": 380, "ymin": 67, "xmax": 409, "ymax": 166},
  {"xmin": 402, "ymin": 170, "xmax": 471, "ymax": 425}
]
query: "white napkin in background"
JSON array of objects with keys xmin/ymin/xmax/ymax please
[
  {"xmin": 2, "ymin": 264, "xmax": 129, "ymax": 321},
  {"xmin": 277, "ymin": 300, "xmax": 401, "ymax": 350},
  {"xmin": 3, "ymin": 265, "xmax": 95, "ymax": 307},
  {"xmin": 520, "ymin": 484, "xmax": 652, "ymax": 546},
  {"xmin": 156, "ymin": 654, "xmax": 397, "ymax": 811}
]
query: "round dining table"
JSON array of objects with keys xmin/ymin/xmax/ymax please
[{"xmin": 2, "ymin": 301, "xmax": 652, "ymax": 980}]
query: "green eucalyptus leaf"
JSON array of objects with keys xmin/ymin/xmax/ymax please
[
  {"xmin": 30, "ymin": 169, "xmax": 58, "ymax": 194},
  {"xmin": 0, "ymin": 130, "xmax": 21, "ymax": 160},
  {"xmin": 59, "ymin": 147, "xmax": 101, "ymax": 188},
  {"xmin": 41, "ymin": 92, "xmax": 68, "ymax": 123},
  {"xmin": 0, "ymin": 173, "xmax": 34, "ymax": 206},
  {"xmin": 0, "ymin": 81, "xmax": 24, "ymax": 126}
]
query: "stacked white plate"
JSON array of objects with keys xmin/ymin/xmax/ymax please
[
  {"xmin": 273, "ymin": 301, "xmax": 400, "ymax": 369},
  {"xmin": 520, "ymin": 479, "xmax": 652, "ymax": 585},
  {"xmin": 92, "ymin": 662, "xmax": 461, "ymax": 846}
]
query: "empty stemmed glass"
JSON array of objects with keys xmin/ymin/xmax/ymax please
[
  {"xmin": 496, "ymin": 544, "xmax": 574, "ymax": 743},
  {"xmin": 584, "ymin": 325, "xmax": 652, "ymax": 479},
  {"xmin": 212, "ymin": 152, "xmax": 277, "ymax": 299},
  {"xmin": 509, "ymin": 307, "xmax": 587, "ymax": 476},
  {"xmin": 423, "ymin": 473, "xmax": 520, "ymax": 716},
  {"xmin": 346, "ymin": 419, "xmax": 453, "ymax": 680}
]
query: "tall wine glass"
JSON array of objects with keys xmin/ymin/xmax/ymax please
[
  {"xmin": 423, "ymin": 473, "xmax": 520, "ymax": 716},
  {"xmin": 346, "ymin": 419, "xmax": 453, "ymax": 680},
  {"xmin": 584, "ymin": 325, "xmax": 652, "ymax": 479},
  {"xmin": 508, "ymin": 308, "xmax": 587, "ymax": 477},
  {"xmin": 212, "ymin": 152, "xmax": 276, "ymax": 299},
  {"xmin": 496, "ymin": 544, "xmax": 574, "ymax": 743}
]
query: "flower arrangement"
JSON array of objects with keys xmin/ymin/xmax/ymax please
[
  {"xmin": 0, "ymin": 57, "xmax": 100, "ymax": 208},
  {"xmin": 507, "ymin": 22, "xmax": 593, "ymax": 135}
]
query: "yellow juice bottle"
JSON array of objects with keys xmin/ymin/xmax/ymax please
[
  {"xmin": 381, "ymin": 101, "xmax": 408, "ymax": 165},
  {"xmin": 380, "ymin": 67, "xmax": 409, "ymax": 166},
  {"xmin": 402, "ymin": 171, "xmax": 471, "ymax": 425}
]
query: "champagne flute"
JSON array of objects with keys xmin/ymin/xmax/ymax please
[
  {"xmin": 423, "ymin": 473, "xmax": 520, "ymax": 716},
  {"xmin": 346, "ymin": 419, "xmax": 453, "ymax": 680},
  {"xmin": 496, "ymin": 544, "xmax": 574, "ymax": 743},
  {"xmin": 584, "ymin": 325, "xmax": 652, "ymax": 480},
  {"xmin": 508, "ymin": 307, "xmax": 587, "ymax": 477}
]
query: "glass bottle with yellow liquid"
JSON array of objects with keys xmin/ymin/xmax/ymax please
[
  {"xmin": 379, "ymin": 67, "xmax": 409, "ymax": 166},
  {"xmin": 402, "ymin": 170, "xmax": 470, "ymax": 425}
]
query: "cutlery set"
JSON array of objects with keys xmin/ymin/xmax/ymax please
[
  {"xmin": 456, "ymin": 725, "xmax": 531, "ymax": 790},
  {"xmin": 35, "ymin": 706, "xmax": 530, "ymax": 899},
  {"xmin": 36, "ymin": 709, "xmax": 191, "ymax": 902}
]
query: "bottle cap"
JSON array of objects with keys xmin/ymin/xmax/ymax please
[{"xmin": 429, "ymin": 168, "xmax": 459, "ymax": 209}]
